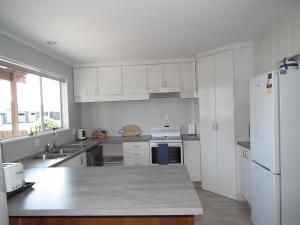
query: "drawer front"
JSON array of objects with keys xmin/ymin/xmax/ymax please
[
  {"xmin": 123, "ymin": 148, "xmax": 149, "ymax": 157},
  {"xmin": 123, "ymin": 142, "xmax": 149, "ymax": 150},
  {"xmin": 124, "ymin": 157, "xmax": 149, "ymax": 166}
]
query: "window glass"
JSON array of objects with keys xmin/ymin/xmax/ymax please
[
  {"xmin": 42, "ymin": 77, "xmax": 62, "ymax": 129},
  {"xmin": 0, "ymin": 64, "xmax": 63, "ymax": 139},
  {"xmin": 17, "ymin": 74, "xmax": 42, "ymax": 135},
  {"xmin": 0, "ymin": 74, "xmax": 12, "ymax": 138}
]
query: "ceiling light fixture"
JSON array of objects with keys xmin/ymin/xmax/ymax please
[{"xmin": 46, "ymin": 41, "xmax": 57, "ymax": 46}]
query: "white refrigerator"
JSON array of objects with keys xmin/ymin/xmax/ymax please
[
  {"xmin": 0, "ymin": 145, "xmax": 9, "ymax": 225},
  {"xmin": 250, "ymin": 70, "xmax": 300, "ymax": 225}
]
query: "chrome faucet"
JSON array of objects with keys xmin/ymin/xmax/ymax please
[{"xmin": 45, "ymin": 128, "xmax": 57, "ymax": 154}]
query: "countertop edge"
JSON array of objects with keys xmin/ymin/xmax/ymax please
[
  {"xmin": 9, "ymin": 208, "xmax": 203, "ymax": 217},
  {"xmin": 237, "ymin": 141, "xmax": 250, "ymax": 150}
]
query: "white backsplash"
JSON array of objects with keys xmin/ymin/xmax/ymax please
[{"xmin": 81, "ymin": 98, "xmax": 199, "ymax": 136}]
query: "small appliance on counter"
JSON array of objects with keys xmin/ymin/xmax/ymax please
[
  {"xmin": 119, "ymin": 124, "xmax": 141, "ymax": 137},
  {"xmin": 77, "ymin": 128, "xmax": 87, "ymax": 140},
  {"xmin": 2, "ymin": 163, "xmax": 25, "ymax": 192},
  {"xmin": 188, "ymin": 123, "xmax": 196, "ymax": 135},
  {"xmin": 91, "ymin": 130, "xmax": 107, "ymax": 140}
]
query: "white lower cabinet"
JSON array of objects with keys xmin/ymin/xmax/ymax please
[
  {"xmin": 123, "ymin": 142, "xmax": 149, "ymax": 166},
  {"xmin": 183, "ymin": 140, "xmax": 201, "ymax": 181},
  {"xmin": 58, "ymin": 152, "xmax": 87, "ymax": 168},
  {"xmin": 237, "ymin": 145, "xmax": 251, "ymax": 202}
]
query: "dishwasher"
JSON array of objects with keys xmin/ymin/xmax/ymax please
[
  {"xmin": 86, "ymin": 144, "xmax": 103, "ymax": 166},
  {"xmin": 102, "ymin": 143, "xmax": 124, "ymax": 167}
]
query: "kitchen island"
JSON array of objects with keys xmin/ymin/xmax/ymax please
[{"xmin": 8, "ymin": 165, "xmax": 203, "ymax": 225}]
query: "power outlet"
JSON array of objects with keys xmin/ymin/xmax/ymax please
[
  {"xmin": 35, "ymin": 138, "xmax": 40, "ymax": 147},
  {"xmin": 164, "ymin": 114, "xmax": 169, "ymax": 121}
]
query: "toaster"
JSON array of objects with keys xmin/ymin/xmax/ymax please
[{"xmin": 2, "ymin": 163, "xmax": 25, "ymax": 192}]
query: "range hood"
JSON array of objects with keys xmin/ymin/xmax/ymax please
[{"xmin": 149, "ymin": 88, "xmax": 181, "ymax": 98}]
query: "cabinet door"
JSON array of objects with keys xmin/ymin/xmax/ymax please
[
  {"xmin": 164, "ymin": 63, "xmax": 181, "ymax": 89},
  {"xmin": 197, "ymin": 55, "xmax": 218, "ymax": 193},
  {"xmin": 215, "ymin": 50, "xmax": 236, "ymax": 199},
  {"xmin": 273, "ymin": 25, "xmax": 291, "ymax": 63},
  {"xmin": 122, "ymin": 65, "xmax": 148, "ymax": 94},
  {"xmin": 73, "ymin": 68, "xmax": 98, "ymax": 97},
  {"xmin": 98, "ymin": 66, "xmax": 122, "ymax": 95},
  {"xmin": 184, "ymin": 140, "xmax": 201, "ymax": 181},
  {"xmin": 180, "ymin": 62, "xmax": 196, "ymax": 98},
  {"xmin": 237, "ymin": 145, "xmax": 248, "ymax": 200},
  {"xmin": 290, "ymin": 16, "xmax": 300, "ymax": 56},
  {"xmin": 254, "ymin": 35, "xmax": 275, "ymax": 75},
  {"xmin": 148, "ymin": 64, "xmax": 164, "ymax": 91}
]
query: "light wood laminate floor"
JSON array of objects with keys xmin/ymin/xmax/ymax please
[{"xmin": 194, "ymin": 185, "xmax": 252, "ymax": 225}]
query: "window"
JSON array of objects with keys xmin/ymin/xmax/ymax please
[{"xmin": 0, "ymin": 62, "xmax": 65, "ymax": 139}]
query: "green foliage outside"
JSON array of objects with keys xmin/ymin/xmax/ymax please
[{"xmin": 28, "ymin": 117, "xmax": 58, "ymax": 135}]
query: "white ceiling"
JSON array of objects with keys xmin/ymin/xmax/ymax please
[{"xmin": 0, "ymin": 0, "xmax": 300, "ymax": 64}]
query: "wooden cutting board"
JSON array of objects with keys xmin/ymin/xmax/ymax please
[{"xmin": 120, "ymin": 125, "xmax": 141, "ymax": 137}]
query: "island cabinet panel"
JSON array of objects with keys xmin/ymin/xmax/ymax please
[{"xmin": 10, "ymin": 216, "xmax": 195, "ymax": 225}]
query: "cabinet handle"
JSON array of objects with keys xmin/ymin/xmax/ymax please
[
  {"xmin": 212, "ymin": 123, "xmax": 215, "ymax": 130},
  {"xmin": 216, "ymin": 123, "xmax": 220, "ymax": 130},
  {"xmin": 80, "ymin": 156, "xmax": 83, "ymax": 165}
]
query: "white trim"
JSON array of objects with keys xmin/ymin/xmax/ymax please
[
  {"xmin": 0, "ymin": 26, "xmax": 72, "ymax": 66},
  {"xmin": 196, "ymin": 42, "xmax": 254, "ymax": 58},
  {"xmin": 0, "ymin": 128, "xmax": 69, "ymax": 144},
  {"xmin": 73, "ymin": 57, "xmax": 196, "ymax": 68}
]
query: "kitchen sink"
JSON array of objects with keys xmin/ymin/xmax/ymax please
[
  {"xmin": 67, "ymin": 143, "xmax": 88, "ymax": 147},
  {"xmin": 31, "ymin": 153, "xmax": 68, "ymax": 160},
  {"xmin": 54, "ymin": 149, "xmax": 79, "ymax": 154}
]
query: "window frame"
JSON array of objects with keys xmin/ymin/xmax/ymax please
[{"xmin": 0, "ymin": 57, "xmax": 68, "ymax": 142}]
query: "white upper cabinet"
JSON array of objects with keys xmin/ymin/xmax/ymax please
[
  {"xmin": 254, "ymin": 35, "xmax": 275, "ymax": 75},
  {"xmin": 163, "ymin": 63, "xmax": 181, "ymax": 90},
  {"xmin": 73, "ymin": 68, "xmax": 98, "ymax": 97},
  {"xmin": 148, "ymin": 64, "xmax": 164, "ymax": 91},
  {"xmin": 98, "ymin": 66, "xmax": 122, "ymax": 95},
  {"xmin": 180, "ymin": 62, "xmax": 196, "ymax": 98},
  {"xmin": 273, "ymin": 25, "xmax": 291, "ymax": 63},
  {"xmin": 122, "ymin": 65, "xmax": 148, "ymax": 94},
  {"xmin": 290, "ymin": 15, "xmax": 300, "ymax": 57}
]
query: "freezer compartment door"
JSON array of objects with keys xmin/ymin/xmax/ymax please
[
  {"xmin": 249, "ymin": 72, "xmax": 280, "ymax": 173},
  {"xmin": 250, "ymin": 161, "xmax": 280, "ymax": 225}
]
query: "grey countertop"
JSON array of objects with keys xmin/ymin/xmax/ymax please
[
  {"xmin": 181, "ymin": 134, "xmax": 200, "ymax": 141},
  {"xmin": 19, "ymin": 136, "xmax": 151, "ymax": 168},
  {"xmin": 237, "ymin": 141, "xmax": 250, "ymax": 150},
  {"xmin": 8, "ymin": 166, "xmax": 203, "ymax": 217}
]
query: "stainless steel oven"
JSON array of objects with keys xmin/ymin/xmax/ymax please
[{"xmin": 149, "ymin": 142, "xmax": 183, "ymax": 165}]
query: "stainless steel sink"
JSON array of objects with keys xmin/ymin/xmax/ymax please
[
  {"xmin": 54, "ymin": 149, "xmax": 79, "ymax": 154},
  {"xmin": 31, "ymin": 153, "xmax": 68, "ymax": 160},
  {"xmin": 67, "ymin": 143, "xmax": 88, "ymax": 147}
]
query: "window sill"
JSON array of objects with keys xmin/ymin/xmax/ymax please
[{"xmin": 0, "ymin": 128, "xmax": 69, "ymax": 144}]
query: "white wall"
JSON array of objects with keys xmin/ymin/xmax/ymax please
[
  {"xmin": 0, "ymin": 32, "xmax": 81, "ymax": 162},
  {"xmin": 81, "ymin": 98, "xmax": 199, "ymax": 136}
]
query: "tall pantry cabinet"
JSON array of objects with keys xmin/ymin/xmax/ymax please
[{"xmin": 197, "ymin": 44, "xmax": 253, "ymax": 200}]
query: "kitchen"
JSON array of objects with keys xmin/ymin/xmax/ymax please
[{"xmin": 1, "ymin": 1, "xmax": 300, "ymax": 225}]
